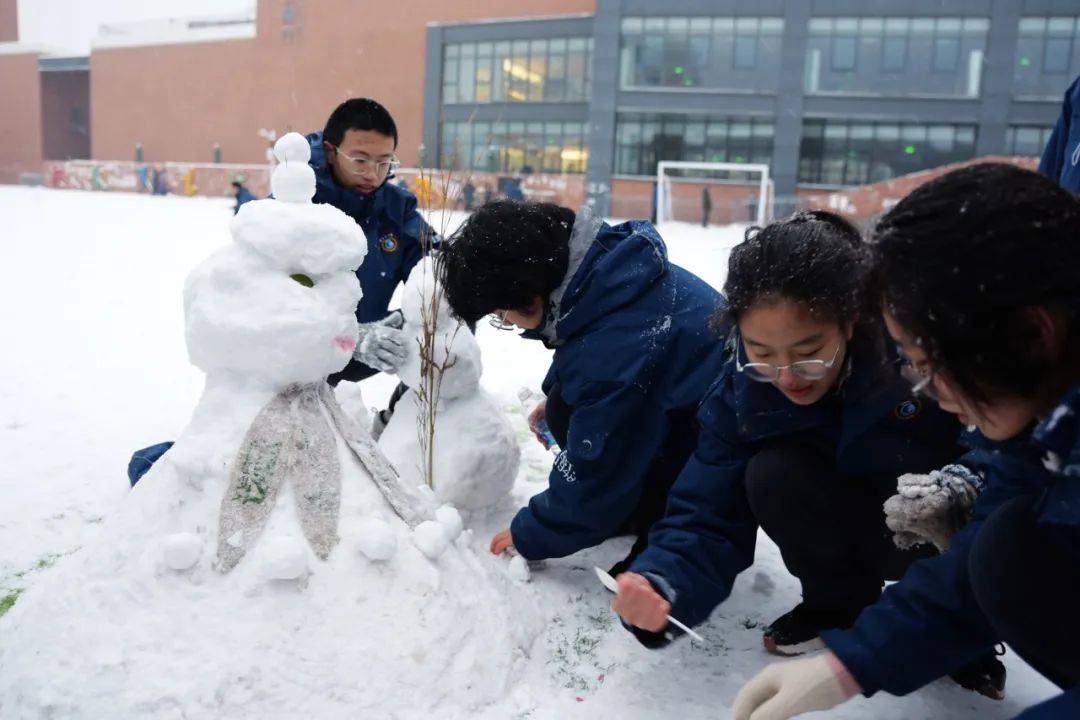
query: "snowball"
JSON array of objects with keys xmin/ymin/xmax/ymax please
[
  {"xmin": 507, "ymin": 555, "xmax": 530, "ymax": 584},
  {"xmin": 262, "ymin": 536, "xmax": 308, "ymax": 580},
  {"xmin": 434, "ymin": 505, "xmax": 463, "ymax": 541},
  {"xmin": 273, "ymin": 132, "xmax": 311, "ymax": 164},
  {"xmin": 412, "ymin": 521, "xmax": 450, "ymax": 560},
  {"xmin": 355, "ymin": 518, "xmax": 397, "ymax": 562},
  {"xmin": 161, "ymin": 532, "xmax": 202, "ymax": 571}
]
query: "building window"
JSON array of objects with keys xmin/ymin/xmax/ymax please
[
  {"xmin": 441, "ymin": 37, "xmax": 592, "ymax": 105},
  {"xmin": 1015, "ymin": 17, "xmax": 1080, "ymax": 99},
  {"xmin": 798, "ymin": 119, "xmax": 977, "ymax": 186},
  {"xmin": 615, "ymin": 113, "xmax": 774, "ymax": 177},
  {"xmin": 1006, "ymin": 125, "xmax": 1054, "ymax": 157},
  {"xmin": 619, "ymin": 16, "xmax": 784, "ymax": 92},
  {"xmin": 805, "ymin": 16, "xmax": 988, "ymax": 97},
  {"xmin": 439, "ymin": 120, "xmax": 587, "ymax": 174}
]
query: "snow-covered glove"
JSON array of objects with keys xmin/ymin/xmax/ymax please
[
  {"xmin": 354, "ymin": 311, "xmax": 408, "ymax": 373},
  {"xmin": 884, "ymin": 464, "xmax": 983, "ymax": 552},
  {"xmin": 733, "ymin": 654, "xmax": 860, "ymax": 720}
]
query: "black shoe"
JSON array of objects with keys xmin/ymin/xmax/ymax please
[
  {"xmin": 762, "ymin": 603, "xmax": 864, "ymax": 657},
  {"xmin": 950, "ymin": 647, "xmax": 1007, "ymax": 700}
]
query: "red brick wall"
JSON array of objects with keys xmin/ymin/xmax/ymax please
[
  {"xmin": 0, "ymin": 53, "xmax": 43, "ymax": 183},
  {"xmin": 90, "ymin": 0, "xmax": 595, "ymax": 166},
  {"xmin": 0, "ymin": 0, "xmax": 17, "ymax": 43},
  {"xmin": 41, "ymin": 70, "xmax": 91, "ymax": 160},
  {"xmin": 792, "ymin": 156, "xmax": 1042, "ymax": 223}
]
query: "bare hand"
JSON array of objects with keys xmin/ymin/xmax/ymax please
[
  {"xmin": 490, "ymin": 528, "xmax": 514, "ymax": 555},
  {"xmin": 527, "ymin": 399, "xmax": 548, "ymax": 445},
  {"xmin": 611, "ymin": 572, "xmax": 670, "ymax": 633}
]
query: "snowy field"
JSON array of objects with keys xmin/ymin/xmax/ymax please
[{"xmin": 0, "ymin": 187, "xmax": 1057, "ymax": 718}]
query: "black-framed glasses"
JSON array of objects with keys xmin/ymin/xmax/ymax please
[
  {"xmin": 330, "ymin": 146, "xmax": 400, "ymax": 178},
  {"xmin": 735, "ymin": 338, "xmax": 843, "ymax": 382}
]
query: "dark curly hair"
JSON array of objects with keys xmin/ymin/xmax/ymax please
[
  {"xmin": 715, "ymin": 210, "xmax": 868, "ymax": 331},
  {"xmin": 441, "ymin": 200, "xmax": 576, "ymax": 324},
  {"xmin": 870, "ymin": 162, "xmax": 1080, "ymax": 405}
]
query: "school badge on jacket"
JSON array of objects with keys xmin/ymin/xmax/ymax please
[{"xmin": 379, "ymin": 233, "xmax": 400, "ymax": 254}]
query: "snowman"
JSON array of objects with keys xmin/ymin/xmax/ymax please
[
  {"xmin": 0, "ymin": 134, "xmax": 540, "ymax": 719},
  {"xmin": 378, "ymin": 257, "xmax": 520, "ymax": 512}
]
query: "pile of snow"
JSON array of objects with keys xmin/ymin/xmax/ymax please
[
  {"xmin": 0, "ymin": 136, "xmax": 541, "ymax": 718},
  {"xmin": 379, "ymin": 256, "xmax": 520, "ymax": 511}
]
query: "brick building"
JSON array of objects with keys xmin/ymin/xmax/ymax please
[{"xmin": 0, "ymin": 0, "xmax": 1075, "ymax": 217}]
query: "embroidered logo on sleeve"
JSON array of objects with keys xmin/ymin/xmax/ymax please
[{"xmin": 554, "ymin": 450, "xmax": 578, "ymax": 484}]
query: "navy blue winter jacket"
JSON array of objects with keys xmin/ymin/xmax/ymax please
[
  {"xmin": 233, "ymin": 186, "xmax": 257, "ymax": 215},
  {"xmin": 306, "ymin": 132, "xmax": 433, "ymax": 383},
  {"xmin": 627, "ymin": 334, "xmax": 962, "ymax": 634},
  {"xmin": 822, "ymin": 383, "xmax": 1080, "ymax": 719},
  {"xmin": 509, "ymin": 216, "xmax": 727, "ymax": 560},
  {"xmin": 1039, "ymin": 75, "xmax": 1080, "ymax": 193}
]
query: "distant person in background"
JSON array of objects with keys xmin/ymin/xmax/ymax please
[
  {"xmin": 231, "ymin": 177, "xmax": 256, "ymax": 215},
  {"xmin": 462, "ymin": 179, "xmax": 476, "ymax": 211},
  {"xmin": 504, "ymin": 175, "xmax": 525, "ymax": 201},
  {"xmin": 1039, "ymin": 74, "xmax": 1079, "ymax": 193},
  {"xmin": 701, "ymin": 187, "xmax": 712, "ymax": 228},
  {"xmin": 151, "ymin": 167, "xmax": 168, "ymax": 195},
  {"xmin": 650, "ymin": 182, "xmax": 658, "ymax": 224}
]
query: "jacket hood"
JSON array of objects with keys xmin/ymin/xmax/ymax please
[{"xmin": 538, "ymin": 209, "xmax": 669, "ymax": 345}]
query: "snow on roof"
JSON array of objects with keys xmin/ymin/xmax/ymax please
[{"xmin": 92, "ymin": 12, "xmax": 256, "ymax": 50}]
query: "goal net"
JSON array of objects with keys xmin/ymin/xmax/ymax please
[{"xmin": 656, "ymin": 161, "xmax": 773, "ymax": 227}]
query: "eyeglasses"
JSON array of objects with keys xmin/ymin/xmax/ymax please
[
  {"xmin": 899, "ymin": 357, "xmax": 940, "ymax": 401},
  {"xmin": 331, "ymin": 147, "xmax": 400, "ymax": 178},
  {"xmin": 736, "ymin": 340, "xmax": 843, "ymax": 382},
  {"xmin": 489, "ymin": 310, "xmax": 517, "ymax": 331}
]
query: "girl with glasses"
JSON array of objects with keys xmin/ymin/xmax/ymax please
[
  {"xmin": 613, "ymin": 210, "xmax": 1001, "ymax": 696},
  {"xmin": 735, "ymin": 164, "xmax": 1080, "ymax": 720}
]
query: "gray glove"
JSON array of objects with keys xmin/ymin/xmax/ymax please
[
  {"xmin": 884, "ymin": 464, "xmax": 983, "ymax": 552},
  {"xmin": 354, "ymin": 311, "xmax": 408, "ymax": 373}
]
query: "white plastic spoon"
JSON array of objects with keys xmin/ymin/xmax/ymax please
[{"xmin": 594, "ymin": 566, "xmax": 707, "ymax": 644}]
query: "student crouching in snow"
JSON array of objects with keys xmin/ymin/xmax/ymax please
[
  {"xmin": 612, "ymin": 211, "xmax": 1004, "ymax": 697},
  {"xmin": 733, "ymin": 163, "xmax": 1080, "ymax": 720},
  {"xmin": 439, "ymin": 200, "xmax": 726, "ymax": 575}
]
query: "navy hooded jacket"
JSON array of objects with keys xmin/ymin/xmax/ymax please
[
  {"xmin": 1039, "ymin": 75, "xmax": 1080, "ymax": 193},
  {"xmin": 821, "ymin": 383, "xmax": 1080, "ymax": 719},
  {"xmin": 508, "ymin": 215, "xmax": 727, "ymax": 561},
  {"xmin": 306, "ymin": 131, "xmax": 433, "ymax": 383},
  {"xmin": 627, "ymin": 334, "xmax": 962, "ymax": 638},
  {"xmin": 233, "ymin": 186, "xmax": 257, "ymax": 215}
]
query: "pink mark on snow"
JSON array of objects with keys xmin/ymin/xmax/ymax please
[{"xmin": 332, "ymin": 336, "xmax": 356, "ymax": 353}]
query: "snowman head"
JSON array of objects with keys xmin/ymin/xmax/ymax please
[{"xmin": 184, "ymin": 133, "xmax": 368, "ymax": 386}]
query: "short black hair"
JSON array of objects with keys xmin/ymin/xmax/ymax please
[
  {"xmin": 322, "ymin": 98, "xmax": 398, "ymax": 148},
  {"xmin": 716, "ymin": 210, "xmax": 868, "ymax": 330},
  {"xmin": 871, "ymin": 162, "xmax": 1080, "ymax": 404},
  {"xmin": 441, "ymin": 200, "xmax": 576, "ymax": 324}
]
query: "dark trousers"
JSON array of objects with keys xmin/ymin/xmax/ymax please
[
  {"xmin": 744, "ymin": 436, "xmax": 931, "ymax": 611},
  {"xmin": 969, "ymin": 495, "xmax": 1080, "ymax": 690}
]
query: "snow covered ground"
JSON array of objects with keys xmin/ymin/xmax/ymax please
[{"xmin": 0, "ymin": 187, "xmax": 1057, "ymax": 718}]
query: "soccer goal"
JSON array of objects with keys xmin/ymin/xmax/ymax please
[{"xmin": 656, "ymin": 161, "xmax": 773, "ymax": 227}]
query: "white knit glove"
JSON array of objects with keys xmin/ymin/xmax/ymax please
[
  {"xmin": 353, "ymin": 311, "xmax": 408, "ymax": 373},
  {"xmin": 884, "ymin": 464, "xmax": 983, "ymax": 552},
  {"xmin": 733, "ymin": 654, "xmax": 858, "ymax": 720}
]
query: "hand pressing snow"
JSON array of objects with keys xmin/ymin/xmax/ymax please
[
  {"xmin": 527, "ymin": 398, "xmax": 548, "ymax": 446},
  {"xmin": 884, "ymin": 464, "xmax": 983, "ymax": 552},
  {"xmin": 354, "ymin": 311, "xmax": 408, "ymax": 373},
  {"xmin": 490, "ymin": 528, "xmax": 514, "ymax": 555}
]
